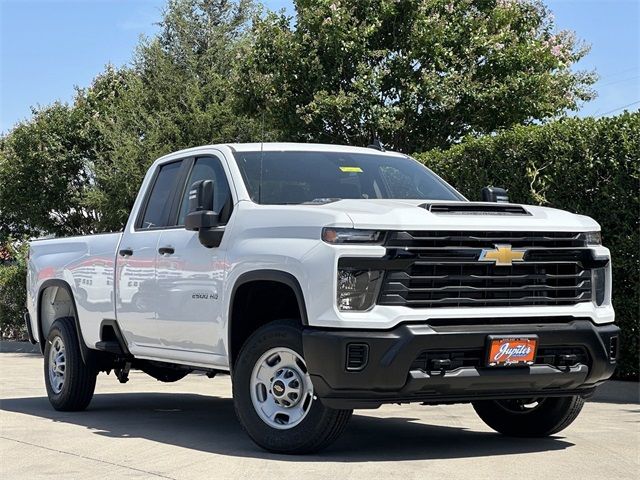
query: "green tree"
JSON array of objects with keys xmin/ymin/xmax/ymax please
[
  {"xmin": 242, "ymin": 0, "xmax": 596, "ymax": 151},
  {"xmin": 0, "ymin": 104, "xmax": 98, "ymax": 240},
  {"xmin": 78, "ymin": 0, "xmax": 265, "ymax": 231}
]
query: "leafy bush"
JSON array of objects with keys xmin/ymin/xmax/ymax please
[
  {"xmin": 415, "ymin": 111, "xmax": 640, "ymax": 379},
  {"xmin": 0, "ymin": 240, "xmax": 28, "ymax": 340}
]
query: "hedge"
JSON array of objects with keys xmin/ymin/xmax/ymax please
[
  {"xmin": 415, "ymin": 111, "xmax": 639, "ymax": 379},
  {"xmin": 0, "ymin": 241, "xmax": 28, "ymax": 340}
]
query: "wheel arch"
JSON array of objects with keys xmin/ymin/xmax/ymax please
[
  {"xmin": 37, "ymin": 279, "xmax": 91, "ymax": 363},
  {"xmin": 228, "ymin": 270, "xmax": 309, "ymax": 370}
]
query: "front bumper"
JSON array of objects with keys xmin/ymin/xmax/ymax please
[{"xmin": 302, "ymin": 319, "xmax": 619, "ymax": 409}]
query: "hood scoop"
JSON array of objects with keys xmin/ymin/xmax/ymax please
[{"xmin": 420, "ymin": 202, "xmax": 531, "ymax": 216}]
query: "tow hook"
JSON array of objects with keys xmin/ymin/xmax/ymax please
[
  {"xmin": 557, "ymin": 354, "xmax": 578, "ymax": 372},
  {"xmin": 430, "ymin": 358, "xmax": 452, "ymax": 375},
  {"xmin": 115, "ymin": 362, "xmax": 131, "ymax": 383}
]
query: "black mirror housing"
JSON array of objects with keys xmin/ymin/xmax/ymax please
[
  {"xmin": 184, "ymin": 179, "xmax": 222, "ymax": 248},
  {"xmin": 481, "ymin": 186, "xmax": 509, "ymax": 203},
  {"xmin": 185, "ymin": 210, "xmax": 219, "ymax": 231},
  {"xmin": 188, "ymin": 179, "xmax": 214, "ymax": 212}
]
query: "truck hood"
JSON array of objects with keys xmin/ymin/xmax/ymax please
[{"xmin": 319, "ymin": 199, "xmax": 599, "ymax": 232}]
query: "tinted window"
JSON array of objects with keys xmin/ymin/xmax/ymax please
[
  {"xmin": 233, "ymin": 151, "xmax": 463, "ymax": 204},
  {"xmin": 140, "ymin": 161, "xmax": 182, "ymax": 229},
  {"xmin": 178, "ymin": 156, "xmax": 232, "ymax": 225}
]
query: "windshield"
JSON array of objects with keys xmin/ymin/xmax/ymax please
[{"xmin": 233, "ymin": 150, "xmax": 464, "ymax": 204}]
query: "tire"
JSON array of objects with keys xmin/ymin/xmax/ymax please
[
  {"xmin": 44, "ymin": 317, "xmax": 97, "ymax": 411},
  {"xmin": 232, "ymin": 320, "xmax": 352, "ymax": 454},
  {"xmin": 473, "ymin": 395, "xmax": 585, "ymax": 437}
]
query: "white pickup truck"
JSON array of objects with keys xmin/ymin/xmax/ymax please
[{"xmin": 26, "ymin": 143, "xmax": 619, "ymax": 453}]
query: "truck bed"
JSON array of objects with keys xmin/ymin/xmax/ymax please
[{"xmin": 27, "ymin": 232, "xmax": 122, "ymax": 347}]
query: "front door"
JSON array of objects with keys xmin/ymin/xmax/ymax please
[{"xmin": 154, "ymin": 154, "xmax": 234, "ymax": 367}]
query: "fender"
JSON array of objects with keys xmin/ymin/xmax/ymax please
[{"xmin": 36, "ymin": 279, "xmax": 92, "ymax": 364}]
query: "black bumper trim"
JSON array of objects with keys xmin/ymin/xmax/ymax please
[{"xmin": 302, "ymin": 320, "xmax": 618, "ymax": 409}]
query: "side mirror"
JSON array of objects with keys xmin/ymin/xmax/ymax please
[
  {"xmin": 185, "ymin": 180, "xmax": 222, "ymax": 248},
  {"xmin": 481, "ymin": 186, "xmax": 509, "ymax": 203}
]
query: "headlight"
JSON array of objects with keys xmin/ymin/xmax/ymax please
[
  {"xmin": 322, "ymin": 228, "xmax": 383, "ymax": 244},
  {"xmin": 337, "ymin": 268, "xmax": 383, "ymax": 311},
  {"xmin": 581, "ymin": 231, "xmax": 602, "ymax": 245},
  {"xmin": 592, "ymin": 267, "xmax": 606, "ymax": 306}
]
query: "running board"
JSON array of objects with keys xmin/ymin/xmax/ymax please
[{"xmin": 95, "ymin": 340, "xmax": 125, "ymax": 355}]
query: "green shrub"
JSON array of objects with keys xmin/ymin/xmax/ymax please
[
  {"xmin": 415, "ymin": 111, "xmax": 639, "ymax": 379},
  {"xmin": 0, "ymin": 240, "xmax": 28, "ymax": 340}
]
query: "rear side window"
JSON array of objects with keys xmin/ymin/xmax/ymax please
[
  {"xmin": 139, "ymin": 161, "xmax": 182, "ymax": 229},
  {"xmin": 178, "ymin": 156, "xmax": 232, "ymax": 225}
]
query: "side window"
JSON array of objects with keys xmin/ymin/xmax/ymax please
[
  {"xmin": 178, "ymin": 156, "xmax": 232, "ymax": 226},
  {"xmin": 139, "ymin": 161, "xmax": 183, "ymax": 229}
]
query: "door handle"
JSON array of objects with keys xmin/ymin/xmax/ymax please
[
  {"xmin": 119, "ymin": 248, "xmax": 133, "ymax": 257},
  {"xmin": 158, "ymin": 246, "xmax": 175, "ymax": 255}
]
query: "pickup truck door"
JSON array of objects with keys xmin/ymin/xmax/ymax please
[
  {"xmin": 154, "ymin": 154, "xmax": 234, "ymax": 366},
  {"xmin": 116, "ymin": 159, "xmax": 185, "ymax": 352}
]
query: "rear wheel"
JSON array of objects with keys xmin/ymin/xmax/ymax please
[
  {"xmin": 472, "ymin": 396, "xmax": 585, "ymax": 437},
  {"xmin": 44, "ymin": 317, "xmax": 97, "ymax": 411},
  {"xmin": 232, "ymin": 320, "xmax": 352, "ymax": 454}
]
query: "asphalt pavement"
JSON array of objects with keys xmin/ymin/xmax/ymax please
[{"xmin": 1, "ymin": 349, "xmax": 638, "ymax": 480}]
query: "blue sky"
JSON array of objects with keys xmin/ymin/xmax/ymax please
[{"xmin": 1, "ymin": 0, "xmax": 638, "ymax": 133}]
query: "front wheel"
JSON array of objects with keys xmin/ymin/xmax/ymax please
[
  {"xmin": 232, "ymin": 320, "xmax": 352, "ymax": 454},
  {"xmin": 472, "ymin": 396, "xmax": 585, "ymax": 437}
]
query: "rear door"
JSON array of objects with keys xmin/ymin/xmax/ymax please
[
  {"xmin": 154, "ymin": 153, "xmax": 235, "ymax": 366},
  {"xmin": 115, "ymin": 159, "xmax": 187, "ymax": 352}
]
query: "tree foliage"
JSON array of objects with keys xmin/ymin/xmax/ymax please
[
  {"xmin": 0, "ymin": 0, "xmax": 598, "ymax": 235},
  {"xmin": 242, "ymin": 0, "xmax": 596, "ymax": 151},
  {"xmin": 0, "ymin": 240, "xmax": 28, "ymax": 339},
  {"xmin": 0, "ymin": 104, "xmax": 98, "ymax": 240}
]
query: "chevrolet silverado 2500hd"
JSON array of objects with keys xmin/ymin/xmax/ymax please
[{"xmin": 26, "ymin": 143, "xmax": 619, "ymax": 453}]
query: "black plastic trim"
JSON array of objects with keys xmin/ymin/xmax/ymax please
[
  {"xmin": 228, "ymin": 270, "xmax": 309, "ymax": 369},
  {"xmin": 229, "ymin": 270, "xmax": 309, "ymax": 325},
  {"xmin": 99, "ymin": 319, "xmax": 132, "ymax": 357},
  {"xmin": 23, "ymin": 311, "xmax": 37, "ymax": 344},
  {"xmin": 302, "ymin": 320, "xmax": 619, "ymax": 409}
]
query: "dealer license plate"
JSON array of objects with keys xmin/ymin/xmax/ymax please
[{"xmin": 487, "ymin": 336, "xmax": 538, "ymax": 367}]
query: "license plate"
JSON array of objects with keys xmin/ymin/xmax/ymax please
[{"xmin": 487, "ymin": 336, "xmax": 538, "ymax": 367}]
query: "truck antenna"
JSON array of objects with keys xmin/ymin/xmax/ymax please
[{"xmin": 367, "ymin": 136, "xmax": 385, "ymax": 152}]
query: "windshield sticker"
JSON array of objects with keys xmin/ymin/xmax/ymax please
[{"xmin": 339, "ymin": 166, "xmax": 363, "ymax": 173}]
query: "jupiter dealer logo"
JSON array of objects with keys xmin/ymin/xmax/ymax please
[{"xmin": 493, "ymin": 343, "xmax": 532, "ymax": 363}]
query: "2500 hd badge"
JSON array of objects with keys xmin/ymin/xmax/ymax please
[{"xmin": 25, "ymin": 143, "xmax": 618, "ymax": 453}]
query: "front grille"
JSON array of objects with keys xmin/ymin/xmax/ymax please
[
  {"xmin": 411, "ymin": 346, "xmax": 590, "ymax": 372},
  {"xmin": 378, "ymin": 231, "xmax": 596, "ymax": 309},
  {"xmin": 387, "ymin": 230, "xmax": 589, "ymax": 249}
]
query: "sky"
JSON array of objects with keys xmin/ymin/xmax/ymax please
[{"xmin": 1, "ymin": 0, "xmax": 638, "ymax": 133}]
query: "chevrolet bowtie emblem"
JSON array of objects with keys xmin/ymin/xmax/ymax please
[{"xmin": 479, "ymin": 244, "xmax": 526, "ymax": 266}]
